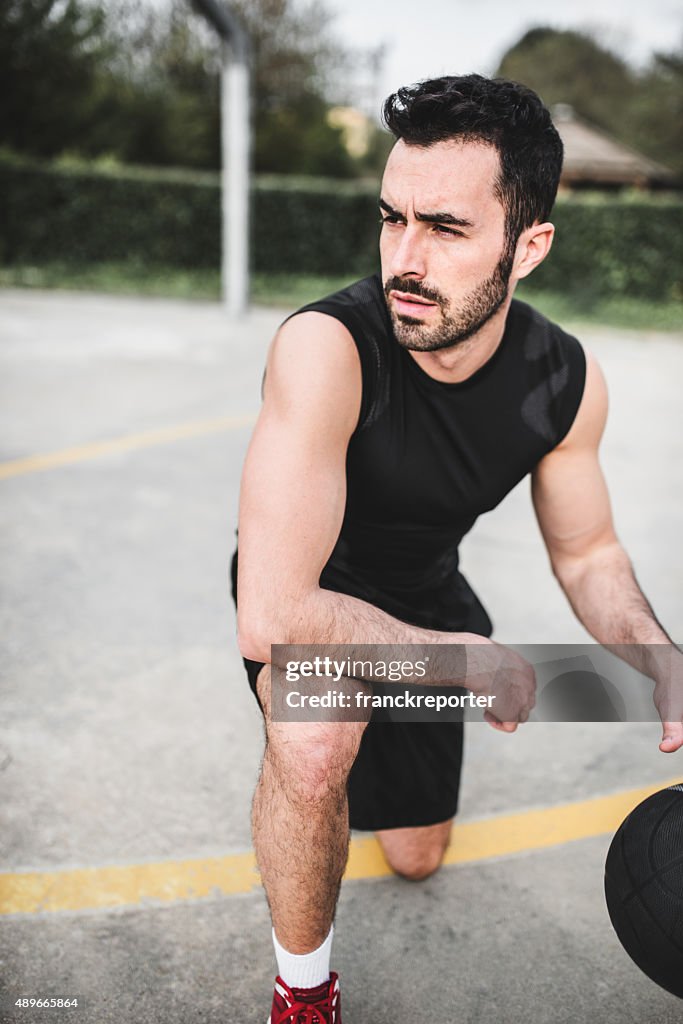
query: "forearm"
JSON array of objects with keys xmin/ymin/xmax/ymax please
[
  {"xmin": 240, "ymin": 584, "xmax": 490, "ymax": 685},
  {"xmin": 557, "ymin": 541, "xmax": 674, "ymax": 676}
]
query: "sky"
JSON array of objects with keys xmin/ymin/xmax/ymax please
[{"xmin": 327, "ymin": 0, "xmax": 683, "ymax": 116}]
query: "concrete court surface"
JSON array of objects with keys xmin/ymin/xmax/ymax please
[{"xmin": 0, "ymin": 286, "xmax": 682, "ymax": 1024}]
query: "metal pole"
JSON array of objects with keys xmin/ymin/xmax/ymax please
[
  {"xmin": 222, "ymin": 45, "xmax": 250, "ymax": 317},
  {"xmin": 191, "ymin": 0, "xmax": 250, "ymax": 317}
]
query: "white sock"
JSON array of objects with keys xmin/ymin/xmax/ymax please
[{"xmin": 272, "ymin": 925, "xmax": 333, "ymax": 990}]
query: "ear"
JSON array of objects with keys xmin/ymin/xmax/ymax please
[{"xmin": 513, "ymin": 222, "xmax": 555, "ymax": 281}]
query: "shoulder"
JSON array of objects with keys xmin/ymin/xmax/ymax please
[
  {"xmin": 288, "ymin": 275, "xmax": 389, "ymax": 360},
  {"xmin": 263, "ymin": 307, "xmax": 362, "ymax": 438},
  {"xmin": 554, "ymin": 349, "xmax": 608, "ymax": 451},
  {"xmin": 275, "ymin": 274, "xmax": 390, "ymax": 432},
  {"xmin": 269, "ymin": 274, "xmax": 383, "ymax": 379},
  {"xmin": 509, "ymin": 299, "xmax": 587, "ymax": 449},
  {"xmin": 510, "ymin": 299, "xmax": 607, "ymax": 451},
  {"xmin": 509, "ymin": 297, "xmax": 585, "ymax": 368}
]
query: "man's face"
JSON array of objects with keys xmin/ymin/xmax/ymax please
[{"xmin": 379, "ymin": 139, "xmax": 514, "ymax": 351}]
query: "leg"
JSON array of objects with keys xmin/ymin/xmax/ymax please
[
  {"xmin": 347, "ymin": 718, "xmax": 463, "ymax": 872},
  {"xmin": 252, "ymin": 665, "xmax": 368, "ymax": 953},
  {"xmin": 376, "ymin": 818, "xmax": 453, "ymax": 881}
]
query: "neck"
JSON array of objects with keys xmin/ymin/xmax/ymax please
[{"xmin": 408, "ymin": 294, "xmax": 514, "ymax": 383}]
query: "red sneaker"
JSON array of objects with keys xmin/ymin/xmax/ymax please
[{"xmin": 269, "ymin": 973, "xmax": 341, "ymax": 1023}]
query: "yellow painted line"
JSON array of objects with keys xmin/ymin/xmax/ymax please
[
  {"xmin": 0, "ymin": 413, "xmax": 257, "ymax": 480},
  {"xmin": 0, "ymin": 851, "xmax": 260, "ymax": 915},
  {"xmin": 345, "ymin": 777, "xmax": 681, "ymax": 879},
  {"xmin": 1, "ymin": 779, "xmax": 679, "ymax": 916}
]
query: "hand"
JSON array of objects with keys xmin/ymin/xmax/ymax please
[
  {"xmin": 653, "ymin": 648, "xmax": 683, "ymax": 753},
  {"xmin": 464, "ymin": 642, "xmax": 536, "ymax": 732}
]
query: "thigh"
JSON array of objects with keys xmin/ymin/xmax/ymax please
[{"xmin": 347, "ymin": 719, "xmax": 465, "ymax": 831}]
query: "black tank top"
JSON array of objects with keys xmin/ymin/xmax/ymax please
[{"xmin": 293, "ymin": 273, "xmax": 586, "ymax": 637}]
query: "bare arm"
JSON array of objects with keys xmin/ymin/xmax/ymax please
[
  {"xmin": 235, "ymin": 313, "xmax": 531, "ymax": 725},
  {"xmin": 532, "ymin": 351, "xmax": 683, "ymax": 750},
  {"xmin": 236, "ymin": 312, "xmax": 487, "ymax": 659}
]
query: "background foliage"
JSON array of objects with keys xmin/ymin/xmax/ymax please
[
  {"xmin": 0, "ymin": 0, "xmax": 370, "ymax": 176},
  {"xmin": 2, "ymin": 154, "xmax": 681, "ymax": 300},
  {"xmin": 495, "ymin": 28, "xmax": 683, "ymax": 178},
  {"xmin": 2, "ymin": 2, "xmax": 681, "ymax": 178}
]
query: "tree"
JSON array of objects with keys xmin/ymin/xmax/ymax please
[
  {"xmin": 0, "ymin": 0, "xmax": 362, "ymax": 175},
  {"xmin": 495, "ymin": 27, "xmax": 637, "ymax": 140},
  {"xmin": 495, "ymin": 27, "xmax": 683, "ymax": 178},
  {"xmin": 92, "ymin": 0, "xmax": 222, "ymax": 168},
  {"xmin": 628, "ymin": 48, "xmax": 683, "ymax": 177},
  {"xmin": 0, "ymin": 0, "xmax": 111, "ymax": 157},
  {"xmin": 225, "ymin": 0, "xmax": 357, "ymax": 175}
]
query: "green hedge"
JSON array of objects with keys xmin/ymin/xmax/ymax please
[
  {"xmin": 254, "ymin": 175, "xmax": 378, "ymax": 276},
  {"xmin": 0, "ymin": 155, "xmax": 379, "ymax": 278},
  {"xmin": 528, "ymin": 196, "xmax": 683, "ymax": 302},
  {"xmin": 0, "ymin": 154, "xmax": 681, "ymax": 300},
  {"xmin": 0, "ymin": 157, "xmax": 220, "ymax": 268}
]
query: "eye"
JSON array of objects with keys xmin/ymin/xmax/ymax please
[
  {"xmin": 379, "ymin": 214, "xmax": 404, "ymax": 227},
  {"xmin": 433, "ymin": 224, "xmax": 463, "ymax": 238}
]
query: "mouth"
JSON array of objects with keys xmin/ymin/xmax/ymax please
[{"xmin": 389, "ymin": 290, "xmax": 440, "ymax": 318}]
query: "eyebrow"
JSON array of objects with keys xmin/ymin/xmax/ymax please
[{"xmin": 379, "ymin": 198, "xmax": 474, "ymax": 229}]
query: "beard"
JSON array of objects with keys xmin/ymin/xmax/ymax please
[{"xmin": 384, "ymin": 249, "xmax": 514, "ymax": 353}]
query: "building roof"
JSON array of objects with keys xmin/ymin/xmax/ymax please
[{"xmin": 553, "ymin": 104, "xmax": 673, "ymax": 186}]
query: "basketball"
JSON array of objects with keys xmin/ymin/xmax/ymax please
[
  {"xmin": 538, "ymin": 669, "xmax": 626, "ymax": 721},
  {"xmin": 604, "ymin": 783, "xmax": 683, "ymax": 998}
]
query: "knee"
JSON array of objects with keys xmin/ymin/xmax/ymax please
[
  {"xmin": 384, "ymin": 847, "xmax": 445, "ymax": 882},
  {"xmin": 266, "ymin": 724, "xmax": 363, "ymax": 804},
  {"xmin": 377, "ymin": 822, "xmax": 452, "ymax": 881}
]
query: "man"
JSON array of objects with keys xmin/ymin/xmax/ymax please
[{"xmin": 232, "ymin": 74, "xmax": 682, "ymax": 1022}]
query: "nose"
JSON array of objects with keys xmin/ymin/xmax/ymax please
[{"xmin": 387, "ymin": 225, "xmax": 427, "ymax": 280}]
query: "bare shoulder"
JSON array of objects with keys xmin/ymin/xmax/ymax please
[
  {"xmin": 557, "ymin": 348, "xmax": 608, "ymax": 451},
  {"xmin": 264, "ymin": 311, "xmax": 362, "ymax": 435}
]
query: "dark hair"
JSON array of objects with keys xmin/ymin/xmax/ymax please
[{"xmin": 382, "ymin": 74, "xmax": 563, "ymax": 249}]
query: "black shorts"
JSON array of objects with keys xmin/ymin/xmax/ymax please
[{"xmin": 231, "ymin": 555, "xmax": 464, "ymax": 832}]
